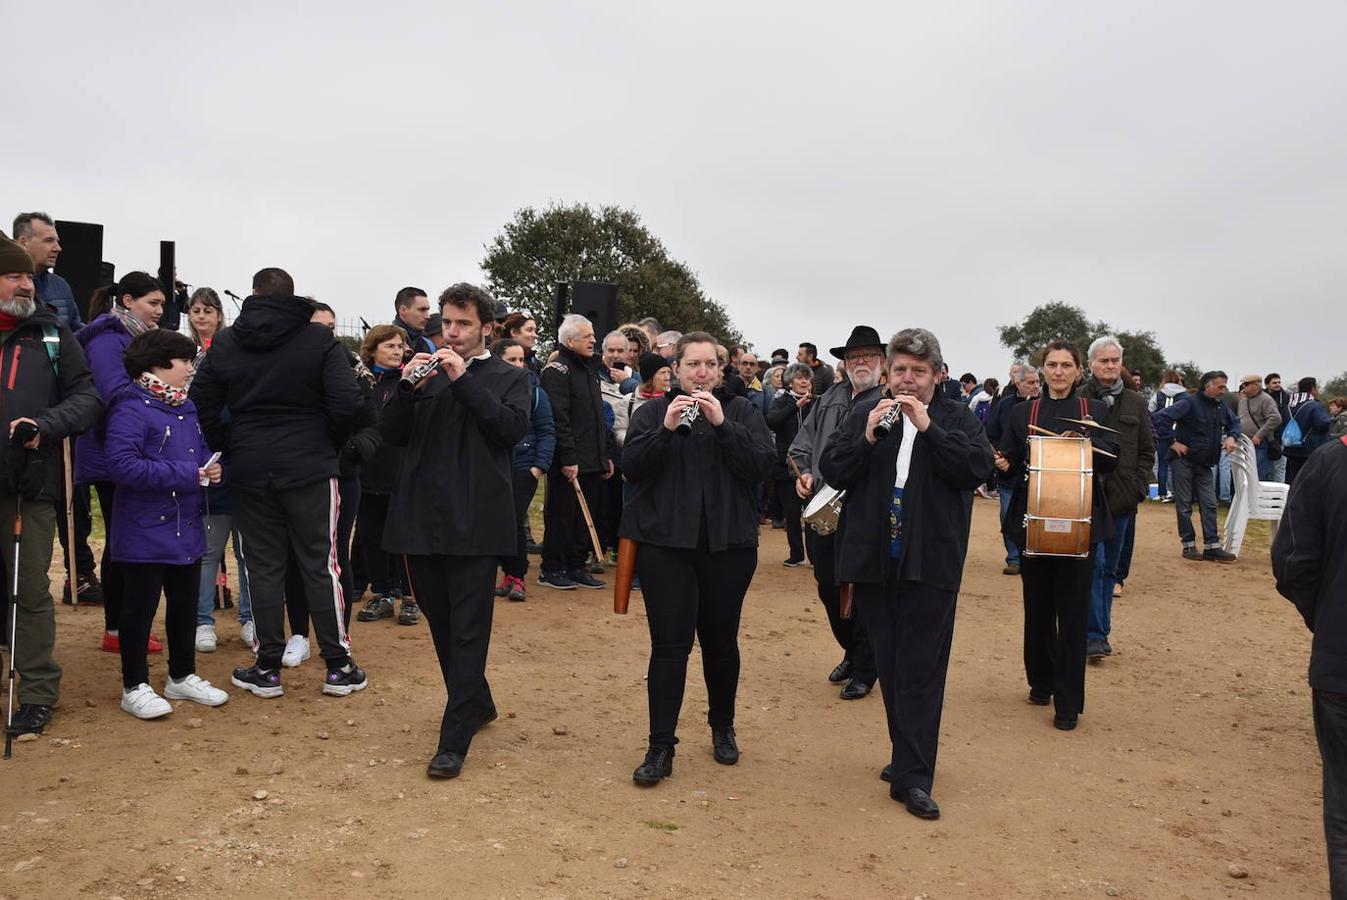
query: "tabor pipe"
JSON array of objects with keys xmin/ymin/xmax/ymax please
[
  {"xmin": 839, "ymin": 582, "xmax": 854, "ymax": 620},
  {"xmin": 613, "ymin": 538, "xmax": 638, "ymax": 614}
]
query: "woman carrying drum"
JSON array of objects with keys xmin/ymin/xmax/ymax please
[{"xmin": 997, "ymin": 340, "xmax": 1118, "ymax": 732}]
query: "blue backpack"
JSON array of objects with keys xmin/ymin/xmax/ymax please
[{"xmin": 1282, "ymin": 407, "xmax": 1305, "ymax": 449}]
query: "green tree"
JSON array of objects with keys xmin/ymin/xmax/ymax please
[
  {"xmin": 997, "ymin": 302, "xmax": 1107, "ymax": 364},
  {"xmin": 1114, "ymin": 330, "xmax": 1167, "ymax": 388},
  {"xmin": 1168, "ymin": 360, "xmax": 1204, "ymax": 389},
  {"xmin": 1324, "ymin": 371, "xmax": 1347, "ymax": 397},
  {"xmin": 481, "ymin": 203, "xmax": 741, "ymax": 345}
]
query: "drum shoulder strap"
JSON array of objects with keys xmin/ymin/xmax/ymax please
[{"xmin": 1029, "ymin": 398, "xmax": 1041, "ymax": 428}]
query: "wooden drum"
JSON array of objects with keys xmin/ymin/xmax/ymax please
[{"xmin": 1024, "ymin": 434, "xmax": 1093, "ymax": 558}]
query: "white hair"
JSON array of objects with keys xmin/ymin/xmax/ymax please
[
  {"xmin": 602, "ymin": 329, "xmax": 627, "ymax": 349},
  {"xmin": 558, "ymin": 313, "xmax": 592, "ymax": 345},
  {"xmin": 1088, "ymin": 334, "xmax": 1123, "ymax": 362}
]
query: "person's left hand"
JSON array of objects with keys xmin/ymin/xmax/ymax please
[
  {"xmin": 893, "ymin": 394, "xmax": 931, "ymax": 432},
  {"xmin": 1223, "ymin": 436, "xmax": 1237, "ymax": 454},
  {"xmin": 436, "ymin": 347, "xmax": 467, "ymax": 381},
  {"xmin": 690, "ymin": 390, "xmax": 725, "ymax": 426},
  {"xmin": 200, "ymin": 462, "xmax": 223, "ymax": 484},
  {"xmin": 602, "ymin": 459, "xmax": 615, "ymax": 480}
]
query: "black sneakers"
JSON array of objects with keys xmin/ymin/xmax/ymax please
[
  {"xmin": 567, "ymin": 568, "xmax": 606, "ymax": 590},
  {"xmin": 231, "ymin": 665, "xmax": 284, "ymax": 699},
  {"xmin": 711, "ymin": 727, "xmax": 739, "ymax": 765},
  {"xmin": 397, "ymin": 599, "xmax": 421, "ymax": 626},
  {"xmin": 323, "ymin": 661, "xmax": 368, "ymax": 697},
  {"xmin": 633, "ymin": 745, "xmax": 675, "ymax": 786},
  {"xmin": 5, "ymin": 703, "xmax": 53, "ymax": 735},
  {"xmin": 1203, "ymin": 548, "xmax": 1237, "ymax": 563},
  {"xmin": 357, "ymin": 596, "xmax": 396, "ymax": 622}
]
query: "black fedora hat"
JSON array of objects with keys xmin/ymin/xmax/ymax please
[{"xmin": 830, "ymin": 325, "xmax": 885, "ymax": 360}]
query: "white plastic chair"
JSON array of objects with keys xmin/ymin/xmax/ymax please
[{"xmin": 1221, "ymin": 434, "xmax": 1290, "ymax": 556}]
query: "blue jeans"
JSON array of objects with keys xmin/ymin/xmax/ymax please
[
  {"xmin": 1172, "ymin": 456, "xmax": 1218, "ymax": 548},
  {"xmin": 998, "ymin": 485, "xmax": 1018, "ymax": 566},
  {"xmin": 1271, "ymin": 454, "xmax": 1287, "ymax": 483},
  {"xmin": 1215, "ymin": 452, "xmax": 1233, "ymax": 502},
  {"xmin": 196, "ymin": 514, "xmax": 252, "ymax": 626},
  {"xmin": 1255, "ymin": 443, "xmax": 1272, "ymax": 481},
  {"xmin": 1088, "ymin": 515, "xmax": 1131, "ymax": 642},
  {"xmin": 1156, "ymin": 443, "xmax": 1173, "ymax": 495}
]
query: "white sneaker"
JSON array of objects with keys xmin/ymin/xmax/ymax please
[
  {"xmin": 164, "ymin": 673, "xmax": 229, "ymax": 707},
  {"xmin": 281, "ymin": 634, "xmax": 311, "ymax": 668},
  {"xmin": 240, "ymin": 620, "xmax": 256, "ymax": 648},
  {"xmin": 195, "ymin": 624, "xmax": 218, "ymax": 653},
  {"xmin": 121, "ymin": 683, "xmax": 172, "ymax": 720}
]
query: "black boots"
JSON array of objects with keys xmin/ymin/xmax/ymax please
[
  {"xmin": 711, "ymin": 727, "xmax": 740, "ymax": 765},
  {"xmin": 633, "ymin": 745, "xmax": 675, "ymax": 786}
]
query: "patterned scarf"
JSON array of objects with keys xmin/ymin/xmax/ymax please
[
  {"xmin": 113, "ymin": 304, "xmax": 155, "ymax": 338},
  {"xmin": 137, "ymin": 371, "xmax": 188, "ymax": 407}
]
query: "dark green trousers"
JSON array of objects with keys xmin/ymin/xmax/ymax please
[{"xmin": 0, "ymin": 495, "xmax": 60, "ymax": 705}]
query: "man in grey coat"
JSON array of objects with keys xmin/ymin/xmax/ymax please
[{"xmin": 1237, "ymin": 374, "xmax": 1282, "ymax": 481}]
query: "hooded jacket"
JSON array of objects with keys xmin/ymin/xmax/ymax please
[
  {"xmin": 73, "ymin": 312, "xmax": 136, "ymax": 484},
  {"xmin": 1284, "ymin": 393, "xmax": 1332, "ymax": 458},
  {"xmin": 104, "ymin": 385, "xmax": 210, "ymax": 565},
  {"xmin": 188, "ymin": 295, "xmax": 362, "ymax": 491},
  {"xmin": 1147, "ymin": 382, "xmax": 1188, "ymax": 444},
  {"xmin": 0, "ymin": 307, "xmax": 101, "ymax": 502}
]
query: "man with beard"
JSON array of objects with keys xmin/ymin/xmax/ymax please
[
  {"xmin": 789, "ymin": 326, "xmax": 885, "ymax": 701},
  {"xmin": 0, "ymin": 234, "xmax": 101, "ymax": 737}
]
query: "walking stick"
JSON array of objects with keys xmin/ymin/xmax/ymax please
[
  {"xmin": 571, "ymin": 477, "xmax": 605, "ymax": 563},
  {"xmin": 5, "ymin": 499, "xmax": 22, "ymax": 759},
  {"xmin": 62, "ymin": 438, "xmax": 76, "ymax": 607}
]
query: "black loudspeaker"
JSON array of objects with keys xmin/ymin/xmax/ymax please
[
  {"xmin": 53, "ymin": 220, "xmax": 103, "ymax": 322},
  {"xmin": 553, "ymin": 281, "xmax": 569, "ymax": 340},
  {"xmin": 158, "ymin": 240, "xmax": 183, "ymax": 331},
  {"xmin": 570, "ymin": 281, "xmax": 619, "ymax": 341}
]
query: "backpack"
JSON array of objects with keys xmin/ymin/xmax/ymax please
[{"xmin": 1282, "ymin": 406, "xmax": 1306, "ymax": 449}]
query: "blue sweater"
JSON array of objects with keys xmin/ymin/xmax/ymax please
[{"xmin": 35, "ymin": 270, "xmax": 84, "ymax": 331}]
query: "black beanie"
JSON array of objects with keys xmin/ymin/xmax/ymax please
[
  {"xmin": 639, "ymin": 352, "xmax": 669, "ymax": 384},
  {"xmin": 0, "ymin": 235, "xmax": 35, "ymax": 276}
]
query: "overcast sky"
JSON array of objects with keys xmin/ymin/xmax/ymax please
[{"xmin": 6, "ymin": 2, "xmax": 1344, "ymax": 383}]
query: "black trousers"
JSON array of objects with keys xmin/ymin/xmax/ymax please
[
  {"xmin": 233, "ymin": 479, "xmax": 350, "ymax": 671},
  {"xmin": 55, "ymin": 455, "xmax": 95, "ymax": 576},
  {"xmin": 92, "ymin": 481, "xmax": 125, "ymax": 632},
  {"xmin": 542, "ymin": 471, "xmax": 603, "ymax": 572},
  {"xmin": 404, "ymin": 554, "xmax": 497, "ymax": 755},
  {"xmin": 807, "ymin": 531, "xmax": 876, "ymax": 684},
  {"xmin": 355, "ymin": 492, "xmax": 402, "ymax": 597},
  {"xmin": 854, "ymin": 575, "xmax": 957, "ymax": 793},
  {"xmin": 1287, "ymin": 454, "xmax": 1311, "ymax": 485},
  {"xmin": 502, "ymin": 470, "xmax": 540, "ymax": 579},
  {"xmin": 636, "ymin": 543, "xmax": 757, "ymax": 747},
  {"xmin": 283, "ymin": 476, "xmax": 361, "ymax": 634},
  {"xmin": 1020, "ymin": 551, "xmax": 1095, "ymax": 718},
  {"xmin": 1315, "ymin": 689, "xmax": 1347, "ymax": 899},
  {"xmin": 601, "ymin": 469, "xmax": 623, "ymax": 553},
  {"xmin": 778, "ymin": 477, "xmax": 805, "ymax": 561},
  {"xmin": 119, "ymin": 561, "xmax": 200, "ymax": 689}
]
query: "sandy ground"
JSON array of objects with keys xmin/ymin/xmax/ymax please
[{"xmin": 0, "ymin": 500, "xmax": 1328, "ymax": 899}]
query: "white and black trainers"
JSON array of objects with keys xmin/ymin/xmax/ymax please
[
  {"xmin": 323, "ymin": 661, "xmax": 368, "ymax": 697},
  {"xmin": 121, "ymin": 683, "xmax": 173, "ymax": 720},
  {"xmin": 231, "ymin": 665, "xmax": 284, "ymax": 699},
  {"xmin": 165, "ymin": 673, "xmax": 229, "ymax": 707}
]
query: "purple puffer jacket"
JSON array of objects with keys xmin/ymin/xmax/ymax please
[
  {"xmin": 104, "ymin": 385, "xmax": 211, "ymax": 565},
  {"xmin": 74, "ymin": 313, "xmax": 135, "ymax": 485}
]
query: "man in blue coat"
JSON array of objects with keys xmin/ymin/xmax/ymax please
[{"xmin": 12, "ymin": 213, "xmax": 83, "ymax": 330}]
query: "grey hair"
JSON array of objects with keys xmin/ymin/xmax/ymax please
[
  {"xmin": 558, "ymin": 313, "xmax": 592, "ymax": 344},
  {"xmin": 655, "ymin": 329, "xmax": 682, "ymax": 347},
  {"xmin": 1013, "ymin": 365, "xmax": 1036, "ymax": 384},
  {"xmin": 886, "ymin": 328, "xmax": 944, "ymax": 374},
  {"xmin": 783, "ymin": 362, "xmax": 813, "ymax": 387},
  {"xmin": 11, "ymin": 212, "xmax": 54, "ymax": 240},
  {"xmin": 1087, "ymin": 334, "xmax": 1124, "ymax": 362},
  {"xmin": 602, "ymin": 329, "xmax": 627, "ymax": 349}
]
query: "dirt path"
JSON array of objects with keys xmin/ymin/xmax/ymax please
[{"xmin": 0, "ymin": 501, "xmax": 1326, "ymax": 898}]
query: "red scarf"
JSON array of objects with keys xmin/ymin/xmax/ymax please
[{"xmin": 0, "ymin": 311, "xmax": 20, "ymax": 332}]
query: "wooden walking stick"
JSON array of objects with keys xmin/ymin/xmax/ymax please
[
  {"xmin": 62, "ymin": 438, "xmax": 77, "ymax": 608},
  {"xmin": 571, "ymin": 477, "xmax": 605, "ymax": 563}
]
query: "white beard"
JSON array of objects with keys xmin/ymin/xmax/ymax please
[{"xmin": 0, "ymin": 297, "xmax": 36, "ymax": 318}]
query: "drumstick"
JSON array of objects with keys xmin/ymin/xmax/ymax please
[
  {"xmin": 1091, "ymin": 446, "xmax": 1118, "ymax": 459},
  {"xmin": 787, "ymin": 456, "xmax": 804, "ymax": 481},
  {"xmin": 1059, "ymin": 416, "xmax": 1121, "ymax": 434},
  {"xmin": 1027, "ymin": 424, "xmax": 1059, "ymax": 436}
]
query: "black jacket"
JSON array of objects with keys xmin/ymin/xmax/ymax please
[
  {"xmin": 0, "ymin": 309, "xmax": 102, "ymax": 502},
  {"xmin": 1273, "ymin": 436, "xmax": 1347, "ymax": 691},
  {"xmin": 360, "ymin": 368, "xmax": 405, "ymax": 496},
  {"xmin": 541, "ymin": 345, "xmax": 607, "ymax": 474},
  {"xmin": 1076, "ymin": 380, "xmax": 1156, "ymax": 518},
  {"xmin": 619, "ymin": 390, "xmax": 777, "ymax": 552},
  {"xmin": 189, "ymin": 295, "xmax": 362, "ymax": 491},
  {"xmin": 765, "ymin": 391, "xmax": 812, "ymax": 475},
  {"xmin": 380, "ymin": 354, "xmax": 530, "ymax": 557},
  {"xmin": 337, "ymin": 356, "xmax": 381, "ymax": 481},
  {"xmin": 820, "ymin": 394, "xmax": 994, "ymax": 591},
  {"xmin": 999, "ymin": 394, "xmax": 1120, "ymax": 549}
]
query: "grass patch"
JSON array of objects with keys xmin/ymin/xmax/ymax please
[{"xmin": 642, "ymin": 820, "xmax": 679, "ymax": 832}]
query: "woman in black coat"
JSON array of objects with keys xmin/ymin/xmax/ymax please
[
  {"xmin": 620, "ymin": 332, "xmax": 777, "ymax": 787},
  {"xmin": 997, "ymin": 340, "xmax": 1118, "ymax": 733},
  {"xmin": 765, "ymin": 363, "xmax": 815, "ymax": 565},
  {"xmin": 820, "ymin": 328, "xmax": 993, "ymax": 821}
]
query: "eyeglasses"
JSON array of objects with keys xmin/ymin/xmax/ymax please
[{"xmin": 845, "ymin": 352, "xmax": 884, "ymax": 364}]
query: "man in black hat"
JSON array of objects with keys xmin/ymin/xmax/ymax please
[{"xmin": 788, "ymin": 325, "xmax": 885, "ymax": 701}]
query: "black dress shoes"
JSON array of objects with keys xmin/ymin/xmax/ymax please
[
  {"xmin": 827, "ymin": 659, "xmax": 853, "ymax": 684},
  {"xmin": 840, "ymin": 678, "xmax": 872, "ymax": 700},
  {"xmin": 1053, "ymin": 715, "xmax": 1078, "ymax": 731},
  {"xmin": 711, "ymin": 727, "xmax": 739, "ymax": 765},
  {"xmin": 1028, "ymin": 690, "xmax": 1051, "ymax": 706},
  {"xmin": 892, "ymin": 786, "xmax": 941, "ymax": 819},
  {"xmin": 427, "ymin": 749, "xmax": 465, "ymax": 778},
  {"xmin": 633, "ymin": 744, "xmax": 675, "ymax": 786},
  {"xmin": 880, "ymin": 764, "xmax": 892, "ymax": 783}
]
